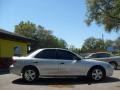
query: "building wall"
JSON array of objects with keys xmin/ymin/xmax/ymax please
[
  {"xmin": 0, "ymin": 38, "xmax": 30, "ymax": 68},
  {"xmin": 0, "ymin": 38, "xmax": 28, "ymax": 58}
]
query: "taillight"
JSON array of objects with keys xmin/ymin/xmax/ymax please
[
  {"xmin": 12, "ymin": 60, "xmax": 16, "ymax": 64},
  {"xmin": 11, "ymin": 58, "xmax": 16, "ymax": 64}
]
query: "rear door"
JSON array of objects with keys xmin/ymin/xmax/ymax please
[{"xmin": 34, "ymin": 49, "xmax": 61, "ymax": 76}]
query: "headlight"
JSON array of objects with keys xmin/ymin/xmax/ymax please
[{"xmin": 106, "ymin": 63, "xmax": 113, "ymax": 69}]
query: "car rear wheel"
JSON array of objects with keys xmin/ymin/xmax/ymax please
[
  {"xmin": 22, "ymin": 68, "xmax": 39, "ymax": 82},
  {"xmin": 88, "ymin": 68, "xmax": 105, "ymax": 81}
]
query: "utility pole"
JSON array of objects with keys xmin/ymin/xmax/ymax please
[
  {"xmin": 102, "ymin": 33, "xmax": 104, "ymax": 41},
  {"xmin": 102, "ymin": 33, "xmax": 105, "ymax": 50}
]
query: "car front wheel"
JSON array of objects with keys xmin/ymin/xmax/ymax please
[{"xmin": 88, "ymin": 67, "xmax": 106, "ymax": 81}]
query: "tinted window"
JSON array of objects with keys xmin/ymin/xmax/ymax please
[
  {"xmin": 97, "ymin": 53, "xmax": 111, "ymax": 58},
  {"xmin": 56, "ymin": 50, "xmax": 79, "ymax": 60},
  {"xmin": 90, "ymin": 54, "xmax": 98, "ymax": 58},
  {"xmin": 35, "ymin": 49, "xmax": 56, "ymax": 59}
]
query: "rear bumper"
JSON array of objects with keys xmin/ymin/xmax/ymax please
[{"xmin": 10, "ymin": 65, "xmax": 21, "ymax": 76}]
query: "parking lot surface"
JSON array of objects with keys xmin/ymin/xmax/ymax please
[{"xmin": 0, "ymin": 70, "xmax": 120, "ymax": 90}]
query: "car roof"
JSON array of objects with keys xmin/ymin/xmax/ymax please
[
  {"xmin": 28, "ymin": 48, "xmax": 81, "ymax": 58},
  {"xmin": 38, "ymin": 48, "xmax": 68, "ymax": 51},
  {"xmin": 89, "ymin": 52, "xmax": 112, "ymax": 56}
]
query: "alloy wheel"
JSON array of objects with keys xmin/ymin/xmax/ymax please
[
  {"xmin": 91, "ymin": 69, "xmax": 103, "ymax": 81},
  {"xmin": 24, "ymin": 69, "xmax": 36, "ymax": 82}
]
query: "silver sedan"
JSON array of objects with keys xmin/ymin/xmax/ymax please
[
  {"xmin": 85, "ymin": 52, "xmax": 120, "ymax": 69},
  {"xmin": 10, "ymin": 48, "xmax": 113, "ymax": 82}
]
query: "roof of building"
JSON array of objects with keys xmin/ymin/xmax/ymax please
[{"xmin": 0, "ymin": 29, "xmax": 33, "ymax": 42}]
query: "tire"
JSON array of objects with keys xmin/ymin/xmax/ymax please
[
  {"xmin": 110, "ymin": 62, "xmax": 117, "ymax": 70},
  {"xmin": 88, "ymin": 67, "xmax": 106, "ymax": 81},
  {"xmin": 22, "ymin": 67, "xmax": 39, "ymax": 82}
]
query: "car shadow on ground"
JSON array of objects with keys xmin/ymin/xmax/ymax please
[{"xmin": 12, "ymin": 76, "xmax": 120, "ymax": 86}]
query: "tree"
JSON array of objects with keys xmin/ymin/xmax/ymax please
[
  {"xmin": 32, "ymin": 25, "xmax": 67, "ymax": 50},
  {"xmin": 68, "ymin": 45, "xmax": 81, "ymax": 54},
  {"xmin": 105, "ymin": 40, "xmax": 114, "ymax": 47},
  {"xmin": 14, "ymin": 21, "xmax": 67, "ymax": 51},
  {"xmin": 81, "ymin": 37, "xmax": 105, "ymax": 52},
  {"xmin": 115, "ymin": 37, "xmax": 120, "ymax": 49},
  {"xmin": 114, "ymin": 37, "xmax": 120, "ymax": 54},
  {"xmin": 86, "ymin": 0, "xmax": 120, "ymax": 32},
  {"xmin": 56, "ymin": 38, "xmax": 67, "ymax": 48},
  {"xmin": 15, "ymin": 21, "xmax": 37, "ymax": 38}
]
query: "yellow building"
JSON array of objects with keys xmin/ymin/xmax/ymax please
[{"xmin": 0, "ymin": 29, "xmax": 32, "ymax": 68}]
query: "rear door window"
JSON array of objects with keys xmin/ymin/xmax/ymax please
[
  {"xmin": 97, "ymin": 53, "xmax": 111, "ymax": 58},
  {"xmin": 35, "ymin": 49, "xmax": 56, "ymax": 59}
]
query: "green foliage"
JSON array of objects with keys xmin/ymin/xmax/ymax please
[
  {"xmin": 114, "ymin": 37, "xmax": 120, "ymax": 49},
  {"xmin": 81, "ymin": 37, "xmax": 106, "ymax": 52},
  {"xmin": 86, "ymin": 0, "xmax": 120, "ymax": 32},
  {"xmin": 105, "ymin": 40, "xmax": 114, "ymax": 47},
  {"xmin": 14, "ymin": 21, "xmax": 67, "ymax": 51},
  {"xmin": 15, "ymin": 21, "xmax": 36, "ymax": 38},
  {"xmin": 80, "ymin": 37, "xmax": 120, "ymax": 54},
  {"xmin": 68, "ymin": 45, "xmax": 81, "ymax": 54}
]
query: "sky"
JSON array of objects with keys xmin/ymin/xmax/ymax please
[{"xmin": 0, "ymin": 0, "xmax": 120, "ymax": 48}]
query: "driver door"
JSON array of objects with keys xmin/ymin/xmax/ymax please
[{"xmin": 56, "ymin": 50, "xmax": 84, "ymax": 75}]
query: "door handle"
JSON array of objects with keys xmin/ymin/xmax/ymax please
[{"xmin": 60, "ymin": 62, "xmax": 64, "ymax": 64}]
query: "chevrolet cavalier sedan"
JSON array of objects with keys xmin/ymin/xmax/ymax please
[{"xmin": 10, "ymin": 48, "xmax": 113, "ymax": 82}]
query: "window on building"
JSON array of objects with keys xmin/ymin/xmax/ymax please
[{"xmin": 14, "ymin": 46, "xmax": 21, "ymax": 56}]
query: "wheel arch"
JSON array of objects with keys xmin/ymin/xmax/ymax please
[
  {"xmin": 87, "ymin": 65, "xmax": 106, "ymax": 76},
  {"xmin": 21, "ymin": 65, "xmax": 40, "ymax": 76},
  {"xmin": 109, "ymin": 61, "xmax": 118, "ymax": 65}
]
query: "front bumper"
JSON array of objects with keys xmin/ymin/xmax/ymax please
[
  {"xmin": 117, "ymin": 65, "xmax": 120, "ymax": 69},
  {"xmin": 105, "ymin": 65, "xmax": 114, "ymax": 76}
]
